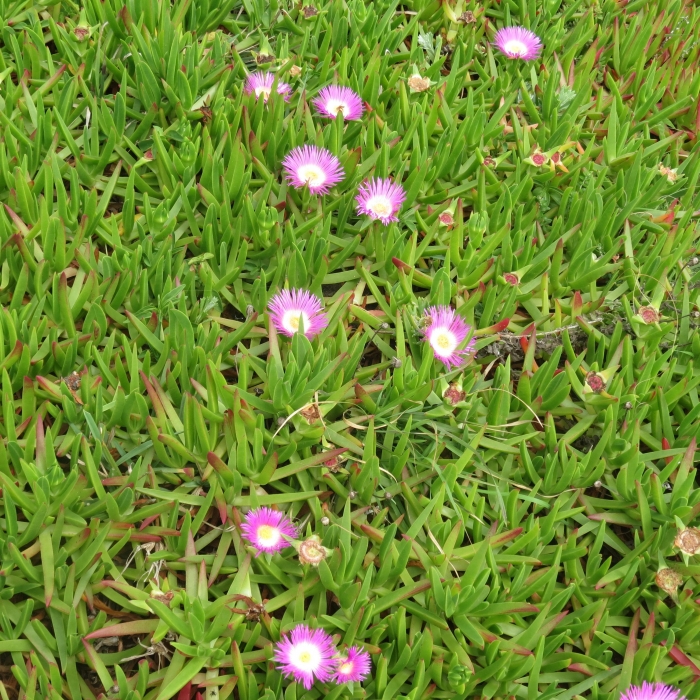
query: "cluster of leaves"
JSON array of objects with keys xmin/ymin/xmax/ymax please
[{"xmin": 1, "ymin": 0, "xmax": 700, "ymax": 698}]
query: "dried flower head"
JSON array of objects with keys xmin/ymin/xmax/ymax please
[
  {"xmin": 355, "ymin": 177, "xmax": 406, "ymax": 225},
  {"xmin": 274, "ymin": 625, "xmax": 336, "ymax": 689},
  {"xmin": 655, "ymin": 568, "xmax": 683, "ymax": 595},
  {"xmin": 585, "ymin": 372, "xmax": 605, "ymax": 394},
  {"xmin": 300, "ymin": 403, "xmax": 322, "ymax": 423},
  {"xmin": 313, "ymin": 85, "xmax": 364, "ymax": 120},
  {"xmin": 302, "ymin": 4, "xmax": 318, "ymax": 17},
  {"xmin": 282, "ymin": 145, "xmax": 344, "ymax": 194},
  {"xmin": 64, "ymin": 371, "xmax": 82, "ymax": 391},
  {"xmin": 620, "ymin": 682, "xmax": 685, "ymax": 700},
  {"xmin": 659, "ymin": 164, "xmax": 678, "ymax": 183},
  {"xmin": 637, "ymin": 306, "xmax": 660, "ymax": 324},
  {"xmin": 493, "ymin": 26, "xmax": 542, "ymax": 61},
  {"xmin": 675, "ymin": 527, "xmax": 700, "ymax": 555},
  {"xmin": 241, "ymin": 507, "xmax": 297, "ymax": 555},
  {"xmin": 503, "ymin": 272, "xmax": 519, "ymax": 286},
  {"xmin": 268, "ymin": 289, "xmax": 328, "ymax": 339},
  {"xmin": 444, "ymin": 383, "xmax": 466, "ymax": 405},
  {"xmin": 422, "ymin": 306, "xmax": 475, "ymax": 370},
  {"xmin": 298, "ymin": 535, "xmax": 330, "ymax": 566},
  {"xmin": 459, "ymin": 10, "xmax": 475, "ymax": 23},
  {"xmin": 333, "ymin": 646, "xmax": 372, "ymax": 683},
  {"xmin": 439, "ymin": 211, "xmax": 455, "ymax": 226},
  {"xmin": 289, "ymin": 65, "xmax": 303, "ymax": 77},
  {"xmin": 245, "ymin": 72, "xmax": 291, "ymax": 102},
  {"xmin": 408, "ymin": 74, "xmax": 432, "ymax": 92}
]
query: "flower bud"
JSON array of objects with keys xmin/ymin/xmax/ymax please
[{"xmin": 467, "ymin": 211, "xmax": 488, "ymax": 247}]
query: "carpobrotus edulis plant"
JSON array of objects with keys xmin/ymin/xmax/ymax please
[
  {"xmin": 268, "ymin": 289, "xmax": 328, "ymax": 339},
  {"xmin": 274, "ymin": 625, "xmax": 336, "ymax": 689},
  {"xmin": 241, "ymin": 507, "xmax": 297, "ymax": 555},
  {"xmin": 282, "ymin": 145, "xmax": 344, "ymax": 194},
  {"xmin": 313, "ymin": 85, "xmax": 364, "ymax": 120},
  {"xmin": 493, "ymin": 26, "xmax": 542, "ymax": 61},
  {"xmin": 244, "ymin": 71, "xmax": 291, "ymax": 101},
  {"xmin": 355, "ymin": 177, "xmax": 406, "ymax": 224}
]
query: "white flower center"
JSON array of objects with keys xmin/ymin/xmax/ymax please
[
  {"xmin": 255, "ymin": 86, "xmax": 271, "ymax": 99},
  {"xmin": 338, "ymin": 661, "xmax": 353, "ymax": 675},
  {"xmin": 504, "ymin": 39, "xmax": 528, "ymax": 56},
  {"xmin": 296, "ymin": 164, "xmax": 326, "ymax": 188},
  {"xmin": 430, "ymin": 327, "xmax": 458, "ymax": 357},
  {"xmin": 289, "ymin": 642, "xmax": 322, "ymax": 672},
  {"xmin": 366, "ymin": 195, "xmax": 393, "ymax": 218},
  {"xmin": 256, "ymin": 524, "xmax": 281, "ymax": 547},
  {"xmin": 324, "ymin": 99, "xmax": 348, "ymax": 115},
  {"xmin": 282, "ymin": 309, "xmax": 311, "ymax": 334}
]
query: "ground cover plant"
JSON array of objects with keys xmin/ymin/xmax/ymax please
[{"xmin": 0, "ymin": 0, "xmax": 700, "ymax": 697}]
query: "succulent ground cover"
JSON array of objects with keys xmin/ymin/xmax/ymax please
[{"xmin": 1, "ymin": 0, "xmax": 700, "ymax": 698}]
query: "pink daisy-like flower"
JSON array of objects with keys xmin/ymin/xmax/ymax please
[
  {"xmin": 422, "ymin": 306, "xmax": 475, "ymax": 370},
  {"xmin": 274, "ymin": 625, "xmax": 336, "ymax": 689},
  {"xmin": 313, "ymin": 86, "xmax": 364, "ymax": 121},
  {"xmin": 620, "ymin": 684, "xmax": 685, "ymax": 700},
  {"xmin": 333, "ymin": 646, "xmax": 371, "ymax": 684},
  {"xmin": 493, "ymin": 26, "xmax": 542, "ymax": 61},
  {"xmin": 355, "ymin": 178, "xmax": 406, "ymax": 225},
  {"xmin": 268, "ymin": 289, "xmax": 328, "ymax": 339},
  {"xmin": 244, "ymin": 72, "xmax": 292, "ymax": 102},
  {"xmin": 241, "ymin": 507, "xmax": 297, "ymax": 555},
  {"xmin": 282, "ymin": 146, "xmax": 344, "ymax": 195}
]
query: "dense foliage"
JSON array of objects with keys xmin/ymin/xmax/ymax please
[{"xmin": 0, "ymin": 0, "xmax": 700, "ymax": 698}]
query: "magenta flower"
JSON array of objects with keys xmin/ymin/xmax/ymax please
[
  {"xmin": 422, "ymin": 306, "xmax": 475, "ymax": 370},
  {"xmin": 268, "ymin": 289, "xmax": 328, "ymax": 339},
  {"xmin": 241, "ymin": 507, "xmax": 297, "ymax": 555},
  {"xmin": 244, "ymin": 72, "xmax": 291, "ymax": 102},
  {"xmin": 274, "ymin": 625, "xmax": 336, "ymax": 689},
  {"xmin": 313, "ymin": 86, "xmax": 364, "ymax": 121},
  {"xmin": 493, "ymin": 26, "xmax": 542, "ymax": 61},
  {"xmin": 282, "ymin": 146, "xmax": 344, "ymax": 195},
  {"xmin": 355, "ymin": 178, "xmax": 406, "ymax": 225},
  {"xmin": 333, "ymin": 646, "xmax": 371, "ymax": 684},
  {"xmin": 620, "ymin": 684, "xmax": 685, "ymax": 700}
]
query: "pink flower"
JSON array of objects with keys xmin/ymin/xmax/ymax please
[
  {"xmin": 493, "ymin": 26, "xmax": 542, "ymax": 61},
  {"xmin": 282, "ymin": 146, "xmax": 344, "ymax": 195},
  {"xmin": 422, "ymin": 306, "xmax": 475, "ymax": 370},
  {"xmin": 620, "ymin": 684, "xmax": 685, "ymax": 700},
  {"xmin": 333, "ymin": 646, "xmax": 371, "ymax": 683},
  {"xmin": 244, "ymin": 72, "xmax": 291, "ymax": 102},
  {"xmin": 241, "ymin": 507, "xmax": 297, "ymax": 555},
  {"xmin": 355, "ymin": 178, "xmax": 406, "ymax": 225},
  {"xmin": 274, "ymin": 625, "xmax": 336, "ymax": 689},
  {"xmin": 268, "ymin": 289, "xmax": 328, "ymax": 339},
  {"xmin": 313, "ymin": 86, "xmax": 364, "ymax": 120}
]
